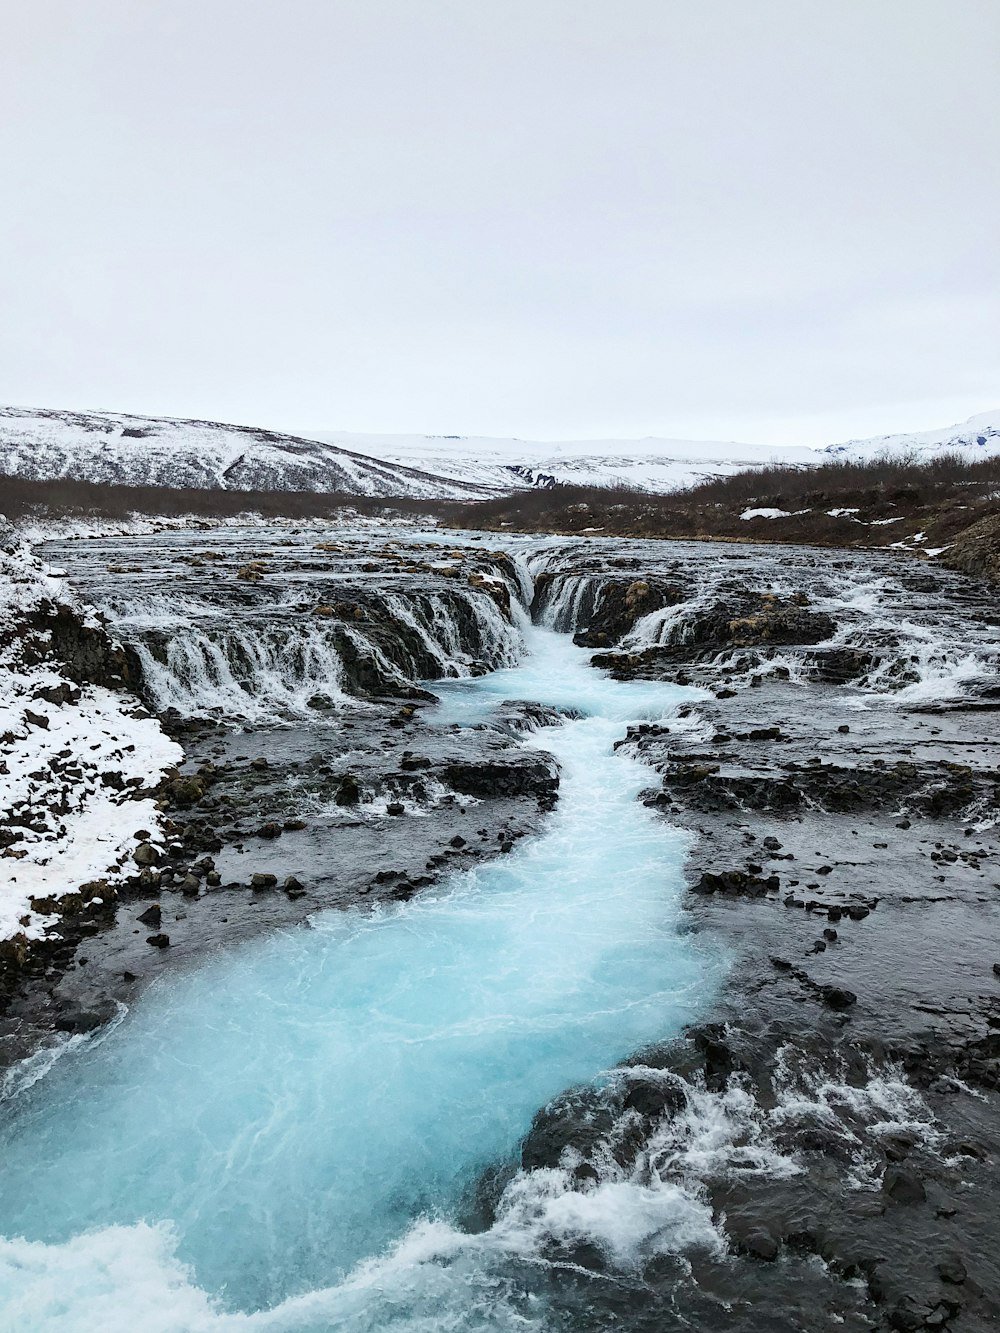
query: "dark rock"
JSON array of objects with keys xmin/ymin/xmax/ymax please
[
  {"xmin": 165, "ymin": 776, "xmax": 204, "ymax": 807},
  {"xmin": 936, "ymin": 1256, "xmax": 967, "ymax": 1285},
  {"xmin": 132, "ymin": 841, "xmax": 160, "ymax": 866},
  {"xmin": 250, "ymin": 873, "xmax": 278, "ymax": 889},
  {"xmin": 622, "ymin": 1076, "xmax": 687, "ymax": 1120},
  {"xmin": 258, "ymin": 821, "xmax": 283, "ymax": 839},
  {"xmin": 887, "ymin": 1298, "xmax": 924, "ymax": 1331},
  {"xmin": 136, "ymin": 904, "xmax": 162, "ymax": 927},
  {"xmin": 822, "ymin": 986, "xmax": 857, "ymax": 1010},
  {"xmin": 145, "ymin": 933, "xmax": 170, "ymax": 948},
  {"xmin": 740, "ymin": 1230, "xmax": 779, "ymax": 1261},
  {"xmin": 335, "ymin": 775, "xmax": 361, "ymax": 806},
  {"xmin": 882, "ymin": 1166, "xmax": 926, "ymax": 1205}
]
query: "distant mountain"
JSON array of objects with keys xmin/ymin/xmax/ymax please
[
  {"xmin": 2, "ymin": 404, "xmax": 997, "ymax": 503},
  {"xmin": 0, "ymin": 406, "xmax": 493, "ymax": 500},
  {"xmin": 314, "ymin": 412, "xmax": 1000, "ymax": 490},
  {"xmin": 821, "ymin": 411, "xmax": 1000, "ymax": 461},
  {"xmin": 310, "ymin": 430, "xmax": 817, "ymax": 493}
]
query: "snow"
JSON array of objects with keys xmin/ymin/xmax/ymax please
[
  {"xmin": 827, "ymin": 507, "xmax": 860, "ymax": 518},
  {"xmin": 821, "ymin": 410, "xmax": 1000, "ymax": 462},
  {"xmin": 3, "ymin": 403, "xmax": 998, "ymax": 501},
  {"xmin": 0, "ymin": 538, "xmax": 181, "ymax": 940},
  {"xmin": 313, "ymin": 430, "xmax": 817, "ymax": 495},
  {"xmin": 313, "ymin": 408, "xmax": 1000, "ymax": 494},
  {"xmin": 0, "ymin": 406, "xmax": 491, "ymax": 500},
  {"xmin": 740, "ymin": 507, "xmax": 809, "ymax": 520}
]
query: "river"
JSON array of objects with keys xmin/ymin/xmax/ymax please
[{"xmin": 0, "ymin": 608, "xmax": 719, "ymax": 1331}]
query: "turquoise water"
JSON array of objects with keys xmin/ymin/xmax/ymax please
[{"xmin": 0, "ymin": 625, "xmax": 716, "ymax": 1332}]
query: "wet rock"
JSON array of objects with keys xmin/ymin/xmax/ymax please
[
  {"xmin": 520, "ymin": 1087, "xmax": 613, "ymax": 1171},
  {"xmin": 386, "ymin": 802, "xmax": 405, "ymax": 816},
  {"xmin": 136, "ymin": 903, "xmax": 162, "ymax": 927},
  {"xmin": 739, "ymin": 1229, "xmax": 779, "ymax": 1262},
  {"xmin": 887, "ymin": 1298, "xmax": 925, "ymax": 1331},
  {"xmin": 936, "ymin": 1256, "xmax": 967, "ymax": 1285},
  {"xmin": 622, "ymin": 1076, "xmax": 687, "ymax": 1120},
  {"xmin": 250, "ymin": 873, "xmax": 278, "ymax": 889},
  {"xmin": 335, "ymin": 775, "xmax": 361, "ymax": 806},
  {"xmin": 400, "ymin": 755, "xmax": 431, "ymax": 771},
  {"xmin": 882, "ymin": 1166, "xmax": 926, "ymax": 1205},
  {"xmin": 258, "ymin": 821, "xmax": 283, "ymax": 839},
  {"xmin": 165, "ymin": 775, "xmax": 204, "ymax": 807},
  {"xmin": 440, "ymin": 755, "xmax": 559, "ymax": 802},
  {"xmin": 822, "ymin": 986, "xmax": 857, "ymax": 1010},
  {"xmin": 53, "ymin": 1006, "xmax": 112, "ymax": 1034},
  {"xmin": 924, "ymin": 1302, "xmax": 960, "ymax": 1329},
  {"xmin": 693, "ymin": 868, "xmax": 779, "ymax": 898},
  {"xmin": 132, "ymin": 841, "xmax": 160, "ymax": 866},
  {"xmin": 145, "ymin": 933, "xmax": 170, "ymax": 948}
]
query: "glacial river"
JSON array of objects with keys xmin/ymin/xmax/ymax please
[{"xmin": 0, "ymin": 615, "xmax": 717, "ymax": 1331}]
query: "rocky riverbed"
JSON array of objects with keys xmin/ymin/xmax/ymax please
[{"xmin": 1, "ymin": 523, "xmax": 998, "ymax": 1330}]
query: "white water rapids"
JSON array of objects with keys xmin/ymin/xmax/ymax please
[{"xmin": 0, "ymin": 619, "xmax": 720, "ymax": 1332}]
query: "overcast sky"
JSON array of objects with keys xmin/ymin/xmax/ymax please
[{"xmin": 1, "ymin": 1, "xmax": 997, "ymax": 445}]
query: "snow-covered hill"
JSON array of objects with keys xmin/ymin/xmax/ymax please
[
  {"xmin": 0, "ymin": 407, "xmax": 493, "ymax": 500},
  {"xmin": 821, "ymin": 411, "xmax": 1000, "ymax": 462},
  {"xmin": 317, "ymin": 411, "xmax": 1000, "ymax": 491},
  {"xmin": 2, "ymin": 404, "xmax": 997, "ymax": 503},
  {"xmin": 311, "ymin": 431, "xmax": 818, "ymax": 492}
]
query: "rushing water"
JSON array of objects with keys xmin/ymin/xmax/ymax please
[{"xmin": 0, "ymin": 621, "xmax": 717, "ymax": 1332}]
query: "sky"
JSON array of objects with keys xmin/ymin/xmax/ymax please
[{"xmin": 0, "ymin": 0, "xmax": 997, "ymax": 446}]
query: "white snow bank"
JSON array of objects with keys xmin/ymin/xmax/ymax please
[
  {"xmin": 0, "ymin": 539, "xmax": 181, "ymax": 940},
  {"xmin": 739, "ymin": 507, "xmax": 811, "ymax": 520}
]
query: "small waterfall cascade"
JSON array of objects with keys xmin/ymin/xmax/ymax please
[{"xmin": 48, "ymin": 532, "xmax": 533, "ymax": 724}]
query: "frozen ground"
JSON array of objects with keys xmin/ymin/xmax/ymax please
[{"xmin": 0, "ymin": 535, "xmax": 180, "ymax": 941}]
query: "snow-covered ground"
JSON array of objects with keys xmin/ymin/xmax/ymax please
[
  {"xmin": 1, "ymin": 404, "xmax": 997, "ymax": 501},
  {"xmin": 313, "ymin": 410, "xmax": 1000, "ymax": 492},
  {"xmin": 0, "ymin": 407, "xmax": 492, "ymax": 499},
  {"xmin": 312, "ymin": 430, "xmax": 817, "ymax": 493},
  {"xmin": 0, "ymin": 536, "xmax": 180, "ymax": 941},
  {"xmin": 821, "ymin": 410, "xmax": 1000, "ymax": 462}
]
